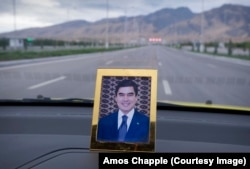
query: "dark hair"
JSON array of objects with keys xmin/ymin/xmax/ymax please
[{"xmin": 115, "ymin": 79, "xmax": 138, "ymax": 96}]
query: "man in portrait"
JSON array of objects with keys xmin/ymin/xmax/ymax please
[{"xmin": 97, "ymin": 79, "xmax": 150, "ymax": 143}]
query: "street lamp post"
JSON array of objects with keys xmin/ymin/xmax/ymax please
[
  {"xmin": 124, "ymin": 9, "xmax": 127, "ymax": 48},
  {"xmin": 200, "ymin": 0, "xmax": 205, "ymax": 52},
  {"xmin": 13, "ymin": 0, "xmax": 17, "ymax": 49},
  {"xmin": 105, "ymin": 0, "xmax": 109, "ymax": 49}
]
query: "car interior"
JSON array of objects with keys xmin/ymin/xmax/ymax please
[
  {"xmin": 0, "ymin": 1, "xmax": 250, "ymax": 169},
  {"xmin": 0, "ymin": 99, "xmax": 250, "ymax": 169}
]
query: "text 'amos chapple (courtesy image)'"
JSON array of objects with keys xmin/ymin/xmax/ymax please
[{"xmin": 99, "ymin": 153, "xmax": 249, "ymax": 168}]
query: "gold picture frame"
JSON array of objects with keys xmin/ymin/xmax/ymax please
[{"xmin": 90, "ymin": 68, "xmax": 157, "ymax": 152}]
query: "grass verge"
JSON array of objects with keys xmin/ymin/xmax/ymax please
[
  {"xmin": 188, "ymin": 49, "xmax": 250, "ymax": 61},
  {"xmin": 0, "ymin": 47, "xmax": 124, "ymax": 61}
]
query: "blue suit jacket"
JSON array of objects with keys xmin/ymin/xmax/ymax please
[{"xmin": 97, "ymin": 109, "xmax": 149, "ymax": 143}]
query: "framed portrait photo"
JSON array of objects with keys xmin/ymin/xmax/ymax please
[{"xmin": 90, "ymin": 69, "xmax": 157, "ymax": 152}]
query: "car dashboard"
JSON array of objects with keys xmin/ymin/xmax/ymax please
[{"xmin": 0, "ymin": 101, "xmax": 250, "ymax": 169}]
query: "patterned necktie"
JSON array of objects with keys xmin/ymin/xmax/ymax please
[{"xmin": 118, "ymin": 115, "xmax": 128, "ymax": 141}]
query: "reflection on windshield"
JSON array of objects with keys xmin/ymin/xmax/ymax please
[{"xmin": 0, "ymin": 1, "xmax": 249, "ymax": 108}]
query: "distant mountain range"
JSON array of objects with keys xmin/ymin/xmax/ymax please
[{"xmin": 1, "ymin": 4, "xmax": 249, "ymax": 43}]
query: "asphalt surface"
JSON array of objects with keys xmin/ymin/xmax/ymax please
[{"xmin": 0, "ymin": 45, "xmax": 250, "ymax": 107}]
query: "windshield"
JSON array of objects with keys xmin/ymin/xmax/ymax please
[{"xmin": 0, "ymin": 0, "xmax": 249, "ymax": 108}]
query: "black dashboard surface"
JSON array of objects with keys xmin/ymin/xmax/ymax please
[{"xmin": 0, "ymin": 105, "xmax": 250, "ymax": 169}]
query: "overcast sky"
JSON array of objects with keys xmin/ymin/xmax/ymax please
[{"xmin": 0, "ymin": 0, "xmax": 250, "ymax": 33}]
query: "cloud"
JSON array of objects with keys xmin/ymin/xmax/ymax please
[
  {"xmin": 21, "ymin": 0, "xmax": 60, "ymax": 7},
  {"xmin": 0, "ymin": 0, "xmax": 13, "ymax": 13}
]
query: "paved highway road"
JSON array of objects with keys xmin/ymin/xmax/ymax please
[{"xmin": 0, "ymin": 46, "xmax": 249, "ymax": 107}]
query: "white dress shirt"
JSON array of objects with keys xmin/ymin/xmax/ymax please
[{"xmin": 117, "ymin": 109, "xmax": 135, "ymax": 131}]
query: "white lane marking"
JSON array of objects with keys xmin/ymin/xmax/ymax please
[
  {"xmin": 162, "ymin": 80, "xmax": 172, "ymax": 95},
  {"xmin": 106, "ymin": 60, "xmax": 113, "ymax": 65},
  {"xmin": 207, "ymin": 63, "xmax": 216, "ymax": 68},
  {"xmin": 28, "ymin": 76, "xmax": 66, "ymax": 90},
  {"xmin": 158, "ymin": 62, "xmax": 162, "ymax": 66}
]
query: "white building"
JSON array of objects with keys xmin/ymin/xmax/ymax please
[{"xmin": 9, "ymin": 38, "xmax": 24, "ymax": 48}]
